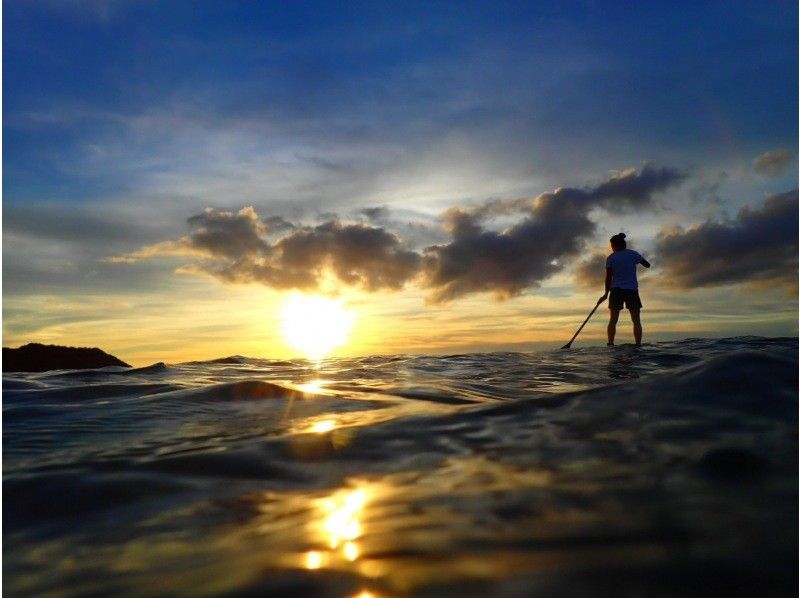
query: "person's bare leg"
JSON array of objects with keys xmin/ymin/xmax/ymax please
[
  {"xmin": 607, "ymin": 309, "xmax": 620, "ymax": 345},
  {"xmin": 630, "ymin": 309, "xmax": 642, "ymax": 346}
]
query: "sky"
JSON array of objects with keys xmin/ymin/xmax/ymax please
[{"xmin": 3, "ymin": 0, "xmax": 798, "ymax": 365}]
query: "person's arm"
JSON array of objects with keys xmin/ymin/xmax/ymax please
[{"xmin": 640, "ymin": 258, "xmax": 651, "ymax": 268}]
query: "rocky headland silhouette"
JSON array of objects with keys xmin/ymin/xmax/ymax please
[{"xmin": 3, "ymin": 343, "xmax": 131, "ymax": 372}]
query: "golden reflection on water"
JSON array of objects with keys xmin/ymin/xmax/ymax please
[
  {"xmin": 343, "ymin": 541, "xmax": 359, "ymax": 561},
  {"xmin": 263, "ymin": 462, "xmax": 556, "ymax": 598},
  {"xmin": 304, "ymin": 550, "xmax": 324, "ymax": 569},
  {"xmin": 322, "ymin": 488, "xmax": 366, "ymax": 549},
  {"xmin": 304, "ymin": 485, "xmax": 369, "ymax": 570},
  {"xmin": 295, "ymin": 379, "xmax": 328, "ymax": 394},
  {"xmin": 310, "ymin": 419, "xmax": 336, "ymax": 433}
]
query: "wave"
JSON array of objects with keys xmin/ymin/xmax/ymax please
[
  {"xmin": 3, "ymin": 471, "xmax": 192, "ymax": 531},
  {"xmin": 146, "ymin": 379, "xmax": 317, "ymax": 402},
  {"xmin": 133, "ymin": 448, "xmax": 308, "ymax": 481},
  {"xmin": 3, "ymin": 382, "xmax": 181, "ymax": 402},
  {"xmin": 471, "ymin": 348, "xmax": 797, "ymax": 419},
  {"xmin": 3, "ymin": 336, "xmax": 796, "ymax": 597},
  {"xmin": 118, "ymin": 361, "xmax": 171, "ymax": 375},
  {"xmin": 183, "ymin": 355, "xmax": 248, "ymax": 365}
]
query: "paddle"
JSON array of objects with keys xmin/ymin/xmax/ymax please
[{"xmin": 561, "ymin": 296, "xmax": 605, "ymax": 349}]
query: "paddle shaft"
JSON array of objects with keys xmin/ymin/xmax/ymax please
[{"xmin": 562, "ymin": 300, "xmax": 603, "ymax": 348}]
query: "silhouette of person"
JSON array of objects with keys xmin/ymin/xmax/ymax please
[{"xmin": 598, "ymin": 233, "xmax": 650, "ymax": 346}]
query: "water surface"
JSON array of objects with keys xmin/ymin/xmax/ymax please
[{"xmin": 4, "ymin": 337, "xmax": 797, "ymax": 596}]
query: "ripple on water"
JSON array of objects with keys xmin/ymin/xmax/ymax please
[{"xmin": 2, "ymin": 337, "xmax": 797, "ymax": 596}]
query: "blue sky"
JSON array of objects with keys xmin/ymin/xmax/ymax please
[
  {"xmin": 3, "ymin": 1, "xmax": 798, "ymax": 361},
  {"xmin": 6, "ymin": 1, "xmax": 796, "ymax": 201}
]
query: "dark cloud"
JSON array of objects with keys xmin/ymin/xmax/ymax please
[
  {"xmin": 184, "ymin": 207, "xmax": 271, "ymax": 259},
  {"xmin": 272, "ymin": 220, "xmax": 421, "ymax": 291},
  {"xmin": 753, "ymin": 149, "xmax": 794, "ymax": 176},
  {"xmin": 421, "ymin": 204, "xmax": 590, "ymax": 303},
  {"xmin": 574, "ymin": 253, "xmax": 608, "ymax": 290},
  {"xmin": 420, "ymin": 165, "xmax": 684, "ymax": 303},
  {"xmin": 359, "ymin": 206, "xmax": 390, "ymax": 222},
  {"xmin": 461, "ymin": 165, "xmax": 685, "ymax": 221},
  {"xmin": 587, "ymin": 165, "xmax": 686, "ymax": 210},
  {"xmin": 262, "ymin": 215, "xmax": 296, "ymax": 234},
  {"xmin": 112, "ymin": 165, "xmax": 684, "ymax": 302},
  {"xmin": 113, "ymin": 208, "xmax": 421, "ymax": 292},
  {"xmin": 654, "ymin": 190, "xmax": 798, "ymax": 289}
]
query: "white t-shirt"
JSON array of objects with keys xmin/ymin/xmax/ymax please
[{"xmin": 606, "ymin": 249, "xmax": 644, "ymax": 290}]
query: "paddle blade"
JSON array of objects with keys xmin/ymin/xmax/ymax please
[{"xmin": 560, "ymin": 342, "xmax": 572, "ymax": 349}]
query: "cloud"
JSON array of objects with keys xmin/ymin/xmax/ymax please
[
  {"xmin": 420, "ymin": 165, "xmax": 684, "ymax": 303},
  {"xmin": 574, "ymin": 253, "xmax": 608, "ymax": 290},
  {"xmin": 185, "ymin": 207, "xmax": 272, "ymax": 259},
  {"xmin": 654, "ymin": 189, "xmax": 798, "ymax": 289},
  {"xmin": 270, "ymin": 220, "xmax": 421, "ymax": 291},
  {"xmin": 420, "ymin": 203, "xmax": 590, "ymax": 303},
  {"xmin": 112, "ymin": 207, "xmax": 421, "ymax": 292},
  {"xmin": 359, "ymin": 206, "xmax": 390, "ymax": 222},
  {"xmin": 753, "ymin": 149, "xmax": 794, "ymax": 176},
  {"xmin": 585, "ymin": 164, "xmax": 687, "ymax": 210},
  {"xmin": 111, "ymin": 165, "xmax": 684, "ymax": 302},
  {"xmin": 106, "ymin": 206, "xmax": 271, "ymax": 263},
  {"xmin": 352, "ymin": 206, "xmax": 446, "ymax": 251}
]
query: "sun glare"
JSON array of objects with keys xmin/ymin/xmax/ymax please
[{"xmin": 280, "ymin": 294, "xmax": 355, "ymax": 359}]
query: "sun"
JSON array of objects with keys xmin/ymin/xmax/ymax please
[{"xmin": 280, "ymin": 294, "xmax": 356, "ymax": 359}]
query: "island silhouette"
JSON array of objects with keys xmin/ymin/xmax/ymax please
[{"xmin": 3, "ymin": 343, "xmax": 131, "ymax": 372}]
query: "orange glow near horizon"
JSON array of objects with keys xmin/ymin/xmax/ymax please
[{"xmin": 4, "ymin": 279, "xmax": 796, "ymax": 367}]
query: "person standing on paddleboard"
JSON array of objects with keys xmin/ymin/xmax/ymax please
[{"xmin": 598, "ymin": 233, "xmax": 650, "ymax": 346}]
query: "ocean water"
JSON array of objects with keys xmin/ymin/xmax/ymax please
[{"xmin": 3, "ymin": 337, "xmax": 798, "ymax": 597}]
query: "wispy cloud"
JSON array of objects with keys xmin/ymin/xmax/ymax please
[{"xmin": 753, "ymin": 149, "xmax": 794, "ymax": 177}]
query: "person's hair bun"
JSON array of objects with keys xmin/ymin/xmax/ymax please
[{"xmin": 609, "ymin": 232, "xmax": 627, "ymax": 247}]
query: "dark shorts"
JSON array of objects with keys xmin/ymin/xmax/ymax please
[{"xmin": 609, "ymin": 288, "xmax": 642, "ymax": 311}]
